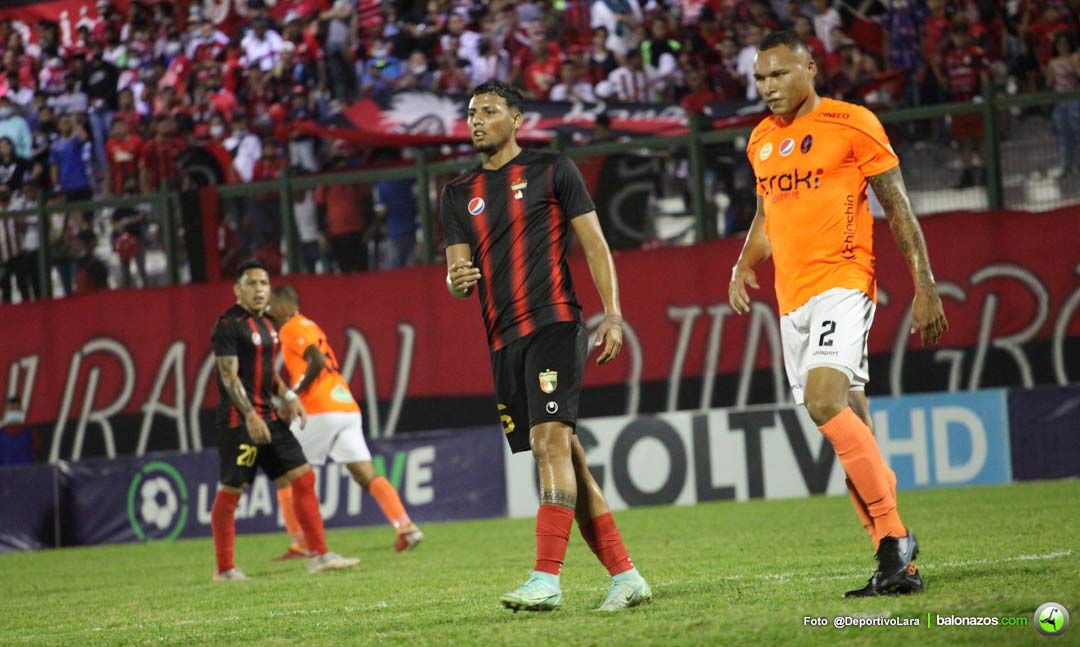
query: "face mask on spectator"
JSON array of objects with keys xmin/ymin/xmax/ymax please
[
  {"xmin": 210, "ymin": 124, "xmax": 225, "ymax": 137},
  {"xmin": 3, "ymin": 410, "xmax": 25, "ymax": 426}
]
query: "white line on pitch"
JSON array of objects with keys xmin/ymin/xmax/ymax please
[{"xmin": 704, "ymin": 549, "xmax": 1073, "ymax": 584}]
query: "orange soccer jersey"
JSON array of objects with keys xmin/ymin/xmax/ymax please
[
  {"xmin": 278, "ymin": 315, "xmax": 360, "ymax": 415},
  {"xmin": 746, "ymin": 97, "xmax": 899, "ymax": 315}
]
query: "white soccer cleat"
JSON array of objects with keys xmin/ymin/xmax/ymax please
[
  {"xmin": 307, "ymin": 551, "xmax": 360, "ymax": 574},
  {"xmin": 212, "ymin": 568, "xmax": 249, "ymax": 582}
]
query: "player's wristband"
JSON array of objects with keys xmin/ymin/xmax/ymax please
[{"xmin": 283, "ymin": 389, "xmax": 298, "ymax": 402}]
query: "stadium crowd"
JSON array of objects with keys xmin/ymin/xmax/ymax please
[{"xmin": 0, "ymin": 0, "xmax": 1078, "ymax": 302}]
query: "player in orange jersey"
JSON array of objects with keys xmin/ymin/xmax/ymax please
[
  {"xmin": 268, "ymin": 285, "xmax": 423, "ymax": 556},
  {"xmin": 729, "ymin": 30, "xmax": 949, "ymax": 598}
]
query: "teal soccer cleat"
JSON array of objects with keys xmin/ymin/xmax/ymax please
[
  {"xmin": 499, "ymin": 571, "xmax": 563, "ymax": 612},
  {"xmin": 597, "ymin": 571, "xmax": 652, "ymax": 611}
]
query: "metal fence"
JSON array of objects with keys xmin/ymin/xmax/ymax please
[{"xmin": 2, "ymin": 88, "xmax": 1078, "ymax": 302}]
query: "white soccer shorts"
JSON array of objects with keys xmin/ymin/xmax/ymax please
[
  {"xmin": 290, "ymin": 411, "xmax": 372, "ymax": 466},
  {"xmin": 780, "ymin": 287, "xmax": 875, "ymax": 405}
]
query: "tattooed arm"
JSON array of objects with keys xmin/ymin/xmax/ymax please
[
  {"xmin": 216, "ymin": 355, "xmax": 271, "ymax": 444},
  {"xmin": 868, "ymin": 166, "xmax": 949, "ymax": 346}
]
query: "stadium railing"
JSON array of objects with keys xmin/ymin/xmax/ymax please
[{"xmin": 2, "ymin": 87, "xmax": 1078, "ymax": 299}]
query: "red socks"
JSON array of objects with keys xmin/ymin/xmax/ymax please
[
  {"xmin": 291, "ymin": 470, "xmax": 328, "ymax": 556},
  {"xmin": 579, "ymin": 512, "xmax": 634, "ymax": 576},
  {"xmin": 211, "ymin": 490, "xmax": 240, "ymax": 573},
  {"xmin": 534, "ymin": 504, "xmax": 575, "ymax": 575}
]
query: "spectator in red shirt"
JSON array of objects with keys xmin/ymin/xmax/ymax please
[
  {"xmin": 316, "ymin": 143, "xmax": 371, "ymax": 273},
  {"xmin": 112, "ymin": 88, "xmax": 143, "ymax": 138},
  {"xmin": 139, "ymin": 114, "xmax": 186, "ymax": 192},
  {"xmin": 820, "ymin": 27, "xmax": 850, "ymax": 80},
  {"xmin": 1022, "ymin": 4, "xmax": 1070, "ymax": 90},
  {"xmin": 513, "ymin": 23, "xmax": 563, "ymax": 83},
  {"xmin": 922, "ymin": 0, "xmax": 952, "ymax": 102},
  {"xmin": 433, "ymin": 45, "xmax": 471, "ymax": 95},
  {"xmin": 104, "ymin": 119, "xmax": 143, "ymax": 196},
  {"xmin": 250, "ymin": 137, "xmax": 285, "ymax": 274},
  {"xmin": 523, "ymin": 40, "xmax": 562, "ymax": 99},
  {"xmin": 678, "ymin": 65, "xmax": 724, "ymax": 115},
  {"xmin": 794, "ymin": 15, "xmax": 828, "ymax": 64},
  {"xmin": 934, "ymin": 21, "xmax": 989, "ymax": 188},
  {"xmin": 206, "ymin": 72, "xmax": 240, "ymax": 123}
]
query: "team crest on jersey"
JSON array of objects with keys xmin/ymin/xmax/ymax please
[
  {"xmin": 512, "ymin": 179, "xmax": 528, "ymax": 200},
  {"xmin": 539, "ymin": 370, "xmax": 558, "ymax": 394},
  {"xmin": 800, "ymin": 134, "xmax": 813, "ymax": 154},
  {"xmin": 251, "ymin": 332, "xmax": 262, "ymax": 346},
  {"xmin": 779, "ymin": 138, "xmax": 795, "ymax": 156},
  {"xmin": 468, "ymin": 197, "xmax": 486, "ymax": 216},
  {"xmin": 759, "ymin": 142, "xmax": 773, "ymax": 161}
]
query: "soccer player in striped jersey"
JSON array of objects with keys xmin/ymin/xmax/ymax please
[
  {"xmin": 441, "ymin": 80, "xmax": 651, "ymax": 612},
  {"xmin": 209, "ymin": 260, "xmax": 358, "ymax": 581}
]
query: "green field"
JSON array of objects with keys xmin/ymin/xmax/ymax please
[{"xmin": 2, "ymin": 479, "xmax": 1077, "ymax": 646}]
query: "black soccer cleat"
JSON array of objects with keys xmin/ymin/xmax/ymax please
[
  {"xmin": 844, "ymin": 567, "xmax": 924, "ymax": 598},
  {"xmin": 843, "ymin": 531, "xmax": 924, "ymax": 598},
  {"xmin": 874, "ymin": 531, "xmax": 919, "ymax": 593}
]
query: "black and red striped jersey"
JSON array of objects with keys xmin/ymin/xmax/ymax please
[
  {"xmin": 211, "ymin": 304, "xmax": 280, "ymax": 428},
  {"xmin": 440, "ymin": 150, "xmax": 596, "ymax": 351}
]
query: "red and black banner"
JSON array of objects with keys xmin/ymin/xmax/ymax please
[
  {"xmin": 297, "ymin": 90, "xmax": 765, "ymax": 146},
  {"xmin": 2, "ymin": 208, "xmax": 1078, "ymax": 459}
]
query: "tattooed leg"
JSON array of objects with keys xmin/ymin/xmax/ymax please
[
  {"xmin": 530, "ymin": 422, "xmax": 577, "ymax": 505},
  {"xmin": 540, "ymin": 489, "xmax": 578, "ymax": 509}
]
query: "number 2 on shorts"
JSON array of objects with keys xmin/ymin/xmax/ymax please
[{"xmin": 819, "ymin": 320, "xmax": 836, "ymax": 347}]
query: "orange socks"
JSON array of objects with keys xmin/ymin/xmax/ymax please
[
  {"xmin": 845, "ymin": 477, "xmax": 874, "ymax": 545},
  {"xmin": 820, "ymin": 408, "xmax": 906, "ymax": 541},
  {"xmin": 368, "ymin": 476, "xmax": 413, "ymax": 531},
  {"xmin": 276, "ymin": 487, "xmax": 307, "ymax": 551},
  {"xmin": 847, "ymin": 468, "xmax": 899, "ymax": 550}
]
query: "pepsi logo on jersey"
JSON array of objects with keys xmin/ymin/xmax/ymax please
[{"xmin": 468, "ymin": 197, "xmax": 486, "ymax": 216}]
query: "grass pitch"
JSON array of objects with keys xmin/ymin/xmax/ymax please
[{"xmin": 2, "ymin": 478, "xmax": 1077, "ymax": 647}]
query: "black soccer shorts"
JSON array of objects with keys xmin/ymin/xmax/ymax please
[
  {"xmin": 490, "ymin": 321, "xmax": 588, "ymax": 453},
  {"xmin": 217, "ymin": 418, "xmax": 308, "ymax": 487}
]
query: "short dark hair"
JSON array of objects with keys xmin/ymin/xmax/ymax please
[
  {"xmin": 470, "ymin": 80, "xmax": 524, "ymax": 113},
  {"xmin": 6, "ymin": 396, "xmax": 19, "ymax": 406},
  {"xmin": 236, "ymin": 259, "xmax": 267, "ymax": 280},
  {"xmin": 758, "ymin": 30, "xmax": 809, "ymax": 54},
  {"xmin": 271, "ymin": 284, "xmax": 299, "ymax": 306}
]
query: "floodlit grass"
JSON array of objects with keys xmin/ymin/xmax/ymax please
[{"xmin": 1, "ymin": 479, "xmax": 1077, "ymax": 646}]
